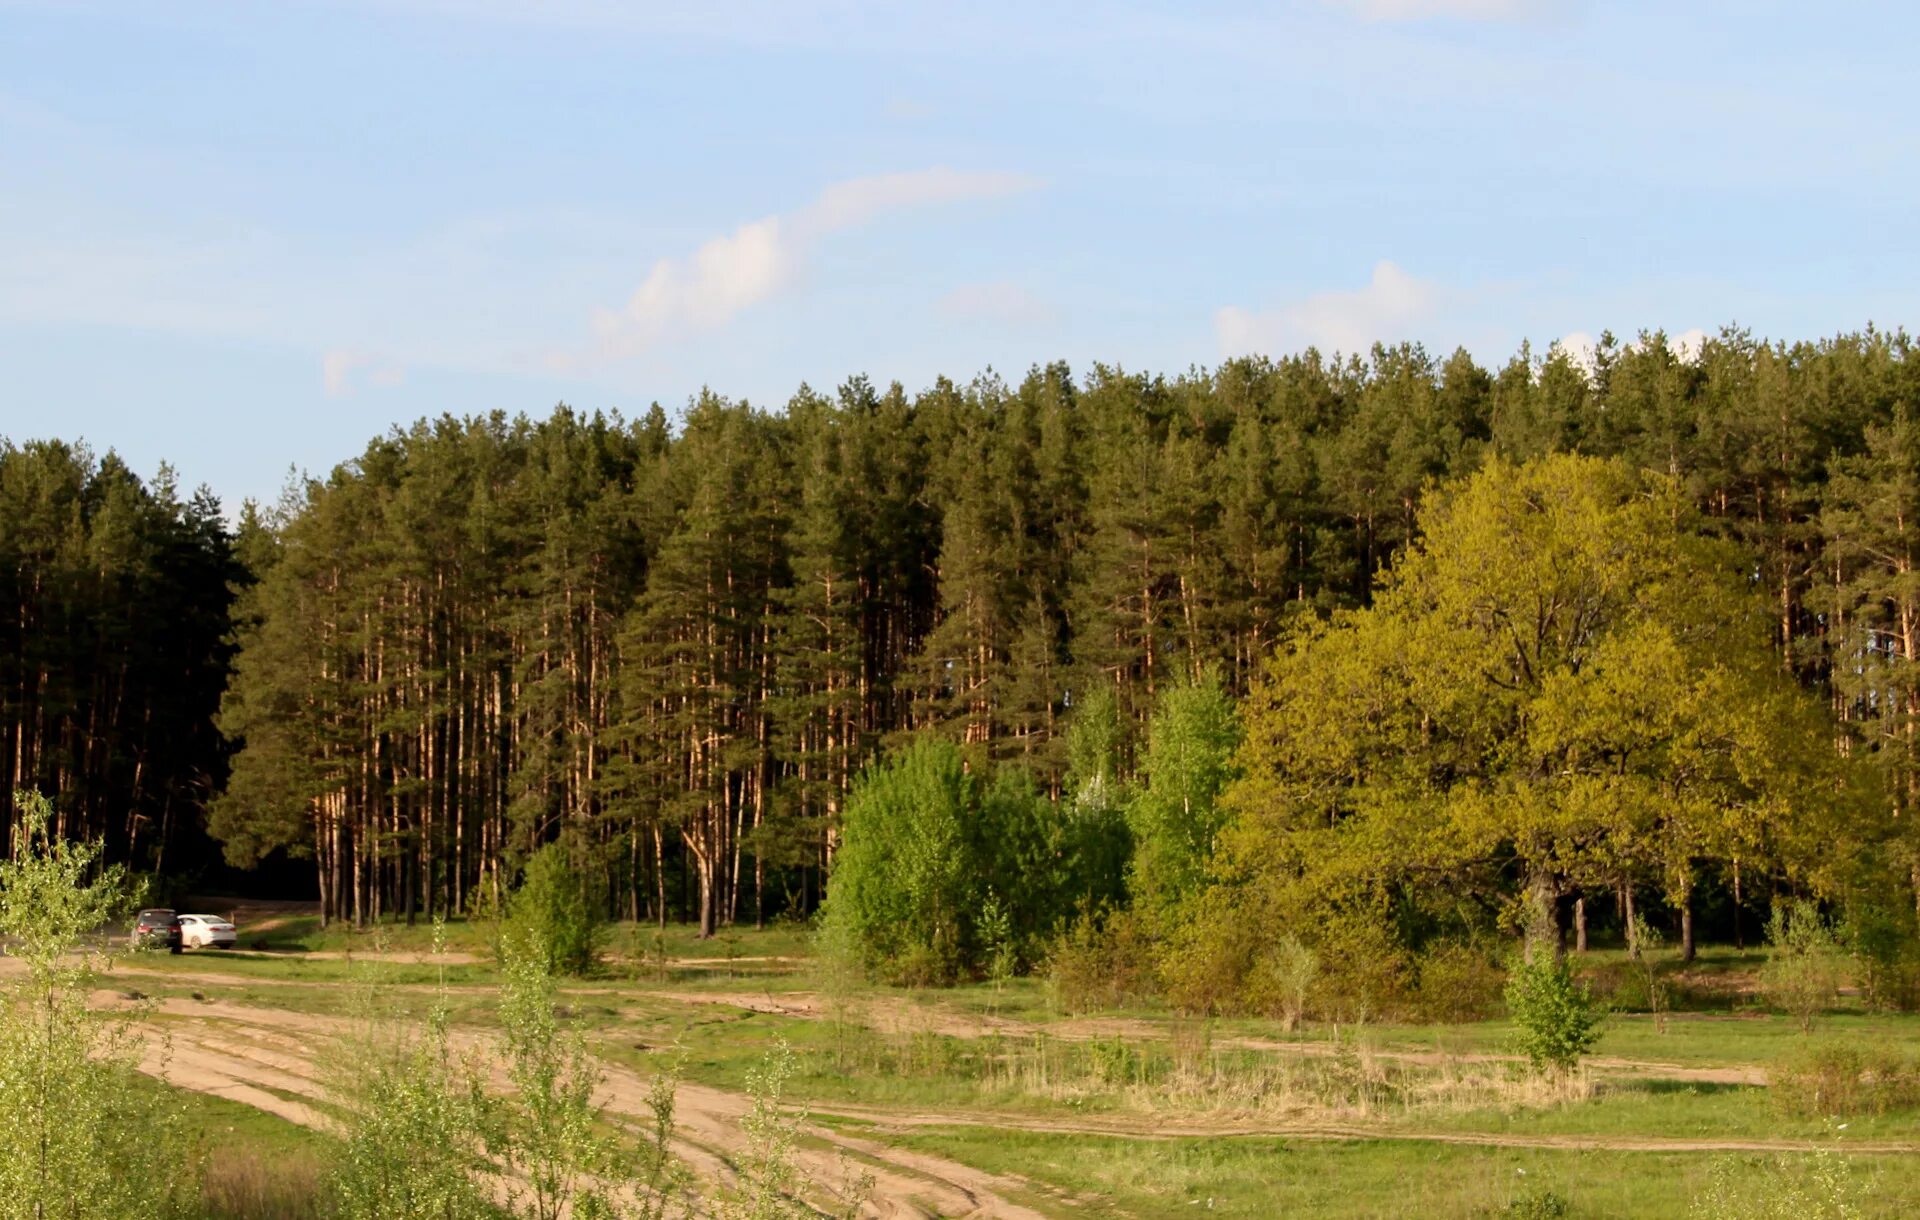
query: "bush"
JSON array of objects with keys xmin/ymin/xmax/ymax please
[
  {"xmin": 500, "ymin": 841, "xmax": 604, "ymax": 977},
  {"xmin": 1504, "ymin": 954, "xmax": 1602, "ymax": 1074},
  {"xmin": 325, "ymin": 1002, "xmax": 492, "ymax": 1219},
  {"xmin": 1495, "ymin": 1188, "xmax": 1571, "ymax": 1218},
  {"xmin": 1308, "ymin": 916, "xmax": 1413, "ymax": 1025},
  {"xmin": 1046, "ymin": 908, "xmax": 1155, "ymax": 1014},
  {"xmin": 0, "ymin": 790, "xmax": 201, "ymax": 1219},
  {"xmin": 819, "ymin": 739, "xmax": 977, "ymax": 983},
  {"xmin": 1687, "ymin": 1146, "xmax": 1863, "ymax": 1219},
  {"xmin": 1157, "ymin": 887, "xmax": 1259, "ymax": 1016},
  {"xmin": 1410, "ymin": 940, "xmax": 1505, "ymax": 1024},
  {"xmin": 1772, "ymin": 1040, "xmax": 1920, "ymax": 1118},
  {"xmin": 1759, "ymin": 901, "xmax": 1848, "ymax": 1034},
  {"xmin": 1245, "ymin": 935, "xmax": 1319, "ymax": 1031},
  {"xmin": 1843, "ymin": 895, "xmax": 1920, "ymax": 1011},
  {"xmin": 823, "ymin": 736, "xmax": 1097, "ymax": 984}
]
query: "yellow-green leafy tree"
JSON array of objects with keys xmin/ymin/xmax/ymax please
[{"xmin": 1207, "ymin": 454, "xmax": 1865, "ymax": 1004}]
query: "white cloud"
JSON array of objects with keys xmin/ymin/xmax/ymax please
[
  {"xmin": 1550, "ymin": 331, "xmax": 1598, "ymax": 377},
  {"xmin": 805, "ymin": 168, "xmax": 1031, "ymax": 232},
  {"xmin": 584, "ymin": 167, "xmax": 1038, "ymax": 363},
  {"xmin": 936, "ymin": 281, "xmax": 1054, "ymax": 327},
  {"xmin": 1547, "ymin": 328, "xmax": 1707, "ymax": 379},
  {"xmin": 323, "ymin": 349, "xmax": 406, "ymax": 396},
  {"xmin": 1668, "ymin": 327, "xmax": 1708, "ymax": 362},
  {"xmin": 1216, "ymin": 261, "xmax": 1438, "ymax": 358}
]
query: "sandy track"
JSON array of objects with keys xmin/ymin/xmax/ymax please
[{"xmin": 124, "ymin": 993, "xmax": 1049, "ymax": 1218}]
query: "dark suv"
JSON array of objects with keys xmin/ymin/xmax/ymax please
[{"xmin": 130, "ymin": 908, "xmax": 182, "ymax": 954}]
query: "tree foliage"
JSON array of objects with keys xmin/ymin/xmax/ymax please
[
  {"xmin": 10, "ymin": 328, "xmax": 1920, "ymax": 964},
  {"xmin": 1200, "ymin": 453, "xmax": 1867, "ymax": 1009},
  {"xmin": 0, "ymin": 790, "xmax": 199, "ymax": 1220},
  {"xmin": 1504, "ymin": 955, "xmax": 1603, "ymax": 1074},
  {"xmin": 501, "ymin": 841, "xmax": 604, "ymax": 978}
]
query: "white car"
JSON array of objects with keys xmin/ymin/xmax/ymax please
[{"xmin": 178, "ymin": 914, "xmax": 237, "ymax": 949}]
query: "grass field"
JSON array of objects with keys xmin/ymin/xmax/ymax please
[{"xmin": 111, "ymin": 913, "xmax": 1920, "ymax": 1217}]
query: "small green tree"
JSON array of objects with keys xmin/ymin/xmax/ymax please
[
  {"xmin": 978, "ymin": 889, "xmax": 1016, "ymax": 994},
  {"xmin": 1247, "ymin": 934, "xmax": 1318, "ymax": 1032},
  {"xmin": 819, "ymin": 738, "xmax": 975, "ymax": 983},
  {"xmin": 496, "ymin": 936, "xmax": 607, "ymax": 1220},
  {"xmin": 712, "ymin": 1040, "xmax": 870, "ymax": 1220},
  {"xmin": 1505, "ymin": 955, "xmax": 1602, "ymax": 1074},
  {"xmin": 1126, "ymin": 670, "xmax": 1240, "ymax": 929},
  {"xmin": 1760, "ymin": 901, "xmax": 1849, "ymax": 1034},
  {"xmin": 325, "ymin": 925, "xmax": 494, "ymax": 1220},
  {"xmin": 0, "ymin": 790, "xmax": 200, "ymax": 1220},
  {"xmin": 495, "ymin": 933, "xmax": 691, "ymax": 1220},
  {"xmin": 1626, "ymin": 913, "xmax": 1671, "ymax": 1034},
  {"xmin": 501, "ymin": 841, "xmax": 604, "ymax": 978}
]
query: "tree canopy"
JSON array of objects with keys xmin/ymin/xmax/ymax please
[
  {"xmin": 1215, "ymin": 453, "xmax": 1865, "ymax": 976},
  {"xmin": 8, "ymin": 325, "xmax": 1920, "ymax": 957}
]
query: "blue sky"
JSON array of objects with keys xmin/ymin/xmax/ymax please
[{"xmin": 3, "ymin": 0, "xmax": 1915, "ymax": 509}]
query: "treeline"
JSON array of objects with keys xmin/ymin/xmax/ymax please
[
  {"xmin": 826, "ymin": 453, "xmax": 1912, "ymax": 1015},
  {"xmin": 11, "ymin": 326, "xmax": 1919, "ymax": 935},
  {"xmin": 0, "ymin": 440, "xmax": 239, "ymax": 871},
  {"xmin": 201, "ymin": 326, "xmax": 1920, "ymax": 936}
]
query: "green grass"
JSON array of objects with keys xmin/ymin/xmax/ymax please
[
  {"xmin": 112, "ymin": 933, "xmax": 1920, "ymax": 1217},
  {"xmin": 169, "ymin": 1086, "xmax": 330, "ymax": 1220},
  {"xmin": 848, "ymin": 1125, "xmax": 1918, "ymax": 1218}
]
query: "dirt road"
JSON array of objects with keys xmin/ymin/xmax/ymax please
[{"xmin": 128, "ymin": 991, "xmax": 1051, "ymax": 1219}]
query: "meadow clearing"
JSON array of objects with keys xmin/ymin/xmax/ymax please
[{"xmin": 95, "ymin": 902, "xmax": 1920, "ymax": 1219}]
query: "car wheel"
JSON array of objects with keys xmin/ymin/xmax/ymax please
[{"xmin": 170, "ymin": 944, "xmax": 182, "ymax": 955}]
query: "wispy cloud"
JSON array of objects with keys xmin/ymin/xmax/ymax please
[
  {"xmin": 1330, "ymin": 0, "xmax": 1560, "ymax": 20},
  {"xmin": 1216, "ymin": 261, "xmax": 1438, "ymax": 358},
  {"xmin": 936, "ymin": 280, "xmax": 1054, "ymax": 327},
  {"xmin": 581, "ymin": 167, "xmax": 1037, "ymax": 363},
  {"xmin": 322, "ymin": 349, "xmax": 406, "ymax": 396},
  {"xmin": 883, "ymin": 97, "xmax": 933, "ymax": 122}
]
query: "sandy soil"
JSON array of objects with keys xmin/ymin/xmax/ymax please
[{"xmin": 114, "ymin": 988, "xmax": 1049, "ymax": 1218}]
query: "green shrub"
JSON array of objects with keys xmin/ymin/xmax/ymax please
[
  {"xmin": 1307, "ymin": 916, "xmax": 1412, "ymax": 1025},
  {"xmin": 823, "ymin": 736, "xmax": 1090, "ymax": 984},
  {"xmin": 1410, "ymin": 940, "xmax": 1505, "ymax": 1024},
  {"xmin": 1494, "ymin": 1188, "xmax": 1571, "ymax": 1218},
  {"xmin": 1843, "ymin": 895, "xmax": 1920, "ymax": 1012},
  {"xmin": 1157, "ymin": 886, "xmax": 1259, "ymax": 1016},
  {"xmin": 1045, "ymin": 907, "xmax": 1155, "ymax": 1014},
  {"xmin": 1772, "ymin": 1041, "xmax": 1920, "ymax": 1118},
  {"xmin": 1759, "ymin": 901, "xmax": 1848, "ymax": 1034},
  {"xmin": 714, "ymin": 1039, "xmax": 871, "ymax": 1220},
  {"xmin": 1246, "ymin": 934, "xmax": 1319, "ymax": 1030},
  {"xmin": 500, "ymin": 841, "xmax": 604, "ymax": 977},
  {"xmin": 820, "ymin": 738, "xmax": 975, "ymax": 983},
  {"xmin": 1687, "ymin": 1146, "xmax": 1863, "ymax": 1219},
  {"xmin": 0, "ymin": 790, "xmax": 201, "ymax": 1220},
  {"xmin": 1504, "ymin": 954, "xmax": 1602, "ymax": 1074}
]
